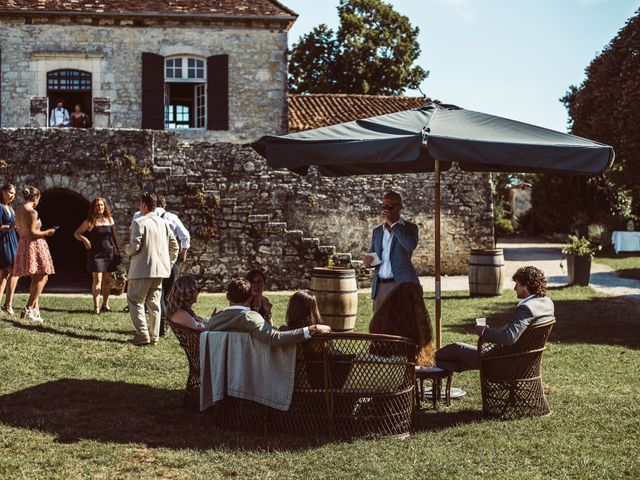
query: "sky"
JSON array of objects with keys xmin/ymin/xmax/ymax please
[{"xmin": 282, "ymin": 0, "xmax": 638, "ymax": 132}]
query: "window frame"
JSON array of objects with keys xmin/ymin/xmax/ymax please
[{"xmin": 164, "ymin": 55, "xmax": 207, "ymax": 130}]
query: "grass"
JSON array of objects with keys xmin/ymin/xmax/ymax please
[
  {"xmin": 594, "ymin": 252, "xmax": 640, "ymax": 281},
  {"xmin": 0, "ymin": 288, "xmax": 639, "ymax": 479}
]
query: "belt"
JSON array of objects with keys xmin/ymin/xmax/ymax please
[{"xmin": 378, "ymin": 277, "xmax": 395, "ymax": 284}]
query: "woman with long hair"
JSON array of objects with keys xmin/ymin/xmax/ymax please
[
  {"xmin": 284, "ymin": 289, "xmax": 322, "ymax": 329},
  {"xmin": 245, "ymin": 269, "xmax": 273, "ymax": 325},
  {"xmin": 166, "ymin": 275, "xmax": 207, "ymax": 330},
  {"xmin": 0, "ymin": 184, "xmax": 19, "ymax": 315},
  {"xmin": 74, "ymin": 197, "xmax": 120, "ymax": 314},
  {"xmin": 369, "ymin": 282, "xmax": 435, "ymax": 367},
  {"xmin": 13, "ymin": 186, "xmax": 56, "ymax": 322}
]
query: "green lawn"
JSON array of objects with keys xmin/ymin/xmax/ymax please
[
  {"xmin": 1, "ymin": 288, "xmax": 639, "ymax": 479},
  {"xmin": 594, "ymin": 252, "xmax": 640, "ymax": 281}
]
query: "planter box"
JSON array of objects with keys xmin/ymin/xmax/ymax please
[{"xmin": 567, "ymin": 254, "xmax": 591, "ymax": 286}]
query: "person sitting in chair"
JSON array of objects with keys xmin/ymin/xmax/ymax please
[
  {"xmin": 436, "ymin": 265, "xmax": 554, "ymax": 372},
  {"xmin": 369, "ymin": 282, "xmax": 435, "ymax": 367},
  {"xmin": 206, "ymin": 278, "xmax": 331, "ymax": 346},
  {"xmin": 166, "ymin": 275, "xmax": 208, "ymax": 331}
]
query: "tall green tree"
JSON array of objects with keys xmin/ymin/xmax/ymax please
[
  {"xmin": 531, "ymin": 8, "xmax": 639, "ymax": 233},
  {"xmin": 289, "ymin": 0, "xmax": 428, "ymax": 95}
]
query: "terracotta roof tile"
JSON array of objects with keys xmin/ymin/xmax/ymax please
[
  {"xmin": 288, "ymin": 94, "xmax": 428, "ymax": 132},
  {"xmin": 0, "ymin": 0, "xmax": 296, "ymax": 17}
]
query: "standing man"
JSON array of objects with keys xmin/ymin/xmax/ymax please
[
  {"xmin": 156, "ymin": 195, "xmax": 190, "ymax": 337},
  {"xmin": 49, "ymin": 98, "xmax": 70, "ymax": 128},
  {"xmin": 435, "ymin": 266, "xmax": 554, "ymax": 372},
  {"xmin": 363, "ymin": 191, "xmax": 420, "ymax": 311},
  {"xmin": 126, "ymin": 192, "xmax": 179, "ymax": 346}
]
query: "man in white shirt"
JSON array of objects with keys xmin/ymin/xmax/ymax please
[
  {"xmin": 435, "ymin": 266, "xmax": 555, "ymax": 371},
  {"xmin": 363, "ymin": 191, "xmax": 420, "ymax": 311},
  {"xmin": 49, "ymin": 99, "xmax": 70, "ymax": 128}
]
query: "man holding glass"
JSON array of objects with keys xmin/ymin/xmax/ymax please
[{"xmin": 363, "ymin": 191, "xmax": 420, "ymax": 311}]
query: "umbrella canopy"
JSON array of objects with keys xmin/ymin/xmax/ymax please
[
  {"xmin": 253, "ymin": 102, "xmax": 614, "ymax": 176},
  {"xmin": 252, "ymin": 102, "xmax": 615, "ymax": 347}
]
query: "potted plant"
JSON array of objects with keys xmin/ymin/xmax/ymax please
[{"xmin": 561, "ymin": 235, "xmax": 601, "ymax": 286}]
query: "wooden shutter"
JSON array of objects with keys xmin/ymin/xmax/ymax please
[
  {"xmin": 141, "ymin": 52, "xmax": 164, "ymax": 130},
  {"xmin": 207, "ymin": 54, "xmax": 229, "ymax": 130},
  {"xmin": 0, "ymin": 49, "xmax": 2, "ymax": 127}
]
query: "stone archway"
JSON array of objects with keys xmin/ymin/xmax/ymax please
[{"xmin": 35, "ymin": 189, "xmax": 92, "ymax": 292}]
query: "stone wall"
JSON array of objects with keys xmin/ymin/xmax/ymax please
[
  {"xmin": 0, "ymin": 19, "xmax": 288, "ymax": 141},
  {"xmin": 0, "ymin": 128, "xmax": 494, "ymax": 290}
]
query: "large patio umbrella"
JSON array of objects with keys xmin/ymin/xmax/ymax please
[{"xmin": 252, "ymin": 102, "xmax": 614, "ymax": 347}]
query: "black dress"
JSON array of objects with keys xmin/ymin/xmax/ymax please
[{"xmin": 87, "ymin": 225, "xmax": 117, "ymax": 272}]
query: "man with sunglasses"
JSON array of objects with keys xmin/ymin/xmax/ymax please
[{"xmin": 363, "ymin": 191, "xmax": 420, "ymax": 311}]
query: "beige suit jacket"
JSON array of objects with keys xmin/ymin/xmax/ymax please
[
  {"xmin": 206, "ymin": 308, "xmax": 306, "ymax": 347},
  {"xmin": 127, "ymin": 211, "xmax": 179, "ymax": 279}
]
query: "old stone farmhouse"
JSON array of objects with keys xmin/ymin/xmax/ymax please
[{"xmin": 0, "ymin": 1, "xmax": 493, "ymax": 291}]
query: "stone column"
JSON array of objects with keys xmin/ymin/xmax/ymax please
[
  {"xmin": 29, "ymin": 97, "xmax": 48, "ymax": 127},
  {"xmin": 93, "ymin": 97, "xmax": 111, "ymax": 128}
]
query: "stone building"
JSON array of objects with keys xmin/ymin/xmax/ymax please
[
  {"xmin": 0, "ymin": 0, "xmax": 294, "ymax": 142},
  {"xmin": 0, "ymin": 1, "xmax": 494, "ymax": 292}
]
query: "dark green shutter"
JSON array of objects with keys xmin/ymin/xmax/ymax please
[
  {"xmin": 207, "ymin": 54, "xmax": 229, "ymax": 130},
  {"xmin": 141, "ymin": 52, "xmax": 164, "ymax": 130}
]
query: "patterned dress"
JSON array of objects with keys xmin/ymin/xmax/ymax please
[
  {"xmin": 0, "ymin": 206, "xmax": 18, "ymax": 269},
  {"xmin": 13, "ymin": 219, "xmax": 55, "ymax": 276}
]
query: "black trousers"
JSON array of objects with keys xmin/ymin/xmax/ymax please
[{"xmin": 159, "ymin": 262, "xmax": 180, "ymax": 334}]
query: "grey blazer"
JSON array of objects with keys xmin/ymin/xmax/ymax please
[
  {"xmin": 127, "ymin": 211, "xmax": 179, "ymax": 280},
  {"xmin": 370, "ymin": 219, "xmax": 420, "ymax": 299},
  {"xmin": 482, "ymin": 296, "xmax": 555, "ymax": 346},
  {"xmin": 206, "ymin": 308, "xmax": 306, "ymax": 347}
]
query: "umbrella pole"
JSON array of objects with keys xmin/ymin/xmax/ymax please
[{"xmin": 435, "ymin": 160, "xmax": 442, "ymax": 349}]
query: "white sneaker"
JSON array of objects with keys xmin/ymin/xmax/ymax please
[{"xmin": 26, "ymin": 308, "xmax": 43, "ymax": 323}]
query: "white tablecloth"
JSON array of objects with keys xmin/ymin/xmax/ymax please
[{"xmin": 611, "ymin": 231, "xmax": 640, "ymax": 253}]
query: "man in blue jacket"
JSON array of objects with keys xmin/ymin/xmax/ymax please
[
  {"xmin": 363, "ymin": 191, "xmax": 420, "ymax": 311},
  {"xmin": 436, "ymin": 266, "xmax": 555, "ymax": 371}
]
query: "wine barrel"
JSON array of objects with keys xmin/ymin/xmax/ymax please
[
  {"xmin": 468, "ymin": 249, "xmax": 505, "ymax": 296},
  {"xmin": 310, "ymin": 267, "xmax": 358, "ymax": 331}
]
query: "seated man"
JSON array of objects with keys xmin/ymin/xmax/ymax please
[
  {"xmin": 206, "ymin": 278, "xmax": 330, "ymax": 345},
  {"xmin": 436, "ymin": 266, "xmax": 554, "ymax": 372}
]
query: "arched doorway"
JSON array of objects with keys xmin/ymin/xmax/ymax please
[{"xmin": 29, "ymin": 189, "xmax": 91, "ymax": 292}]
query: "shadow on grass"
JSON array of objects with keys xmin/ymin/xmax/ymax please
[
  {"xmin": 0, "ymin": 379, "xmax": 405, "ymax": 450},
  {"xmin": 413, "ymin": 409, "xmax": 483, "ymax": 432},
  {"xmin": 443, "ymin": 291, "xmax": 640, "ymax": 350},
  {"xmin": 3, "ymin": 319, "xmax": 131, "ymax": 345},
  {"xmin": 611, "ymin": 268, "xmax": 640, "ymax": 281}
]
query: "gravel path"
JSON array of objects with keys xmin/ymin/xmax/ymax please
[{"xmin": 418, "ymin": 237, "xmax": 640, "ymax": 299}]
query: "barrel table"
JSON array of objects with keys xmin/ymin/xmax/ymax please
[
  {"xmin": 309, "ymin": 267, "xmax": 358, "ymax": 331},
  {"xmin": 468, "ymin": 249, "xmax": 505, "ymax": 297}
]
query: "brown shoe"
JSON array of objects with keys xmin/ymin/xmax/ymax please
[{"xmin": 129, "ymin": 333, "xmax": 151, "ymax": 346}]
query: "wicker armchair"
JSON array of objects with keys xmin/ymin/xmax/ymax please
[
  {"xmin": 167, "ymin": 321, "xmax": 202, "ymax": 411},
  {"xmin": 479, "ymin": 318, "xmax": 555, "ymax": 419},
  {"xmin": 169, "ymin": 325, "xmax": 416, "ymax": 439}
]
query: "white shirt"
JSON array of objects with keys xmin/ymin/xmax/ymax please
[
  {"xmin": 49, "ymin": 107, "xmax": 70, "ymax": 127},
  {"xmin": 133, "ymin": 207, "xmax": 190, "ymax": 249},
  {"xmin": 378, "ymin": 218, "xmax": 405, "ymax": 279}
]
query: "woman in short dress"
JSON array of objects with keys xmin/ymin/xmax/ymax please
[
  {"xmin": 245, "ymin": 269, "xmax": 273, "ymax": 325},
  {"xmin": 74, "ymin": 197, "xmax": 120, "ymax": 314},
  {"xmin": 166, "ymin": 275, "xmax": 208, "ymax": 331},
  {"xmin": 13, "ymin": 186, "xmax": 56, "ymax": 322},
  {"xmin": 0, "ymin": 184, "xmax": 19, "ymax": 316}
]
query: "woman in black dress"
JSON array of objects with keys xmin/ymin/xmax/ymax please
[{"xmin": 74, "ymin": 197, "xmax": 120, "ymax": 314}]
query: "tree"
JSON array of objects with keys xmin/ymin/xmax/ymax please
[
  {"xmin": 529, "ymin": 9, "xmax": 640, "ymax": 234},
  {"xmin": 289, "ymin": 0, "xmax": 428, "ymax": 95}
]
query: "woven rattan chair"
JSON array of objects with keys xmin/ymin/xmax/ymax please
[
  {"xmin": 479, "ymin": 318, "xmax": 555, "ymax": 420},
  {"xmin": 212, "ymin": 332, "xmax": 416, "ymax": 439},
  {"xmin": 167, "ymin": 320, "xmax": 202, "ymax": 411}
]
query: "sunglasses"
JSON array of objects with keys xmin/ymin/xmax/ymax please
[{"xmin": 380, "ymin": 203, "xmax": 400, "ymax": 211}]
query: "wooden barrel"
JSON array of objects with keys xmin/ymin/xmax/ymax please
[
  {"xmin": 310, "ymin": 267, "xmax": 358, "ymax": 331},
  {"xmin": 468, "ymin": 249, "xmax": 505, "ymax": 296}
]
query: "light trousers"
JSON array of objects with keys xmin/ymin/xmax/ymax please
[{"xmin": 127, "ymin": 277, "xmax": 163, "ymax": 341}]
